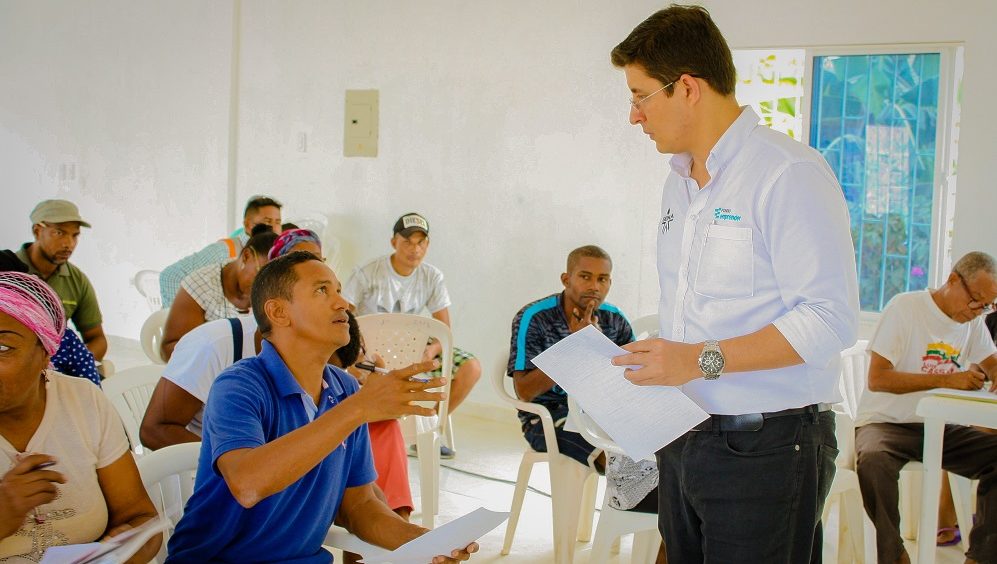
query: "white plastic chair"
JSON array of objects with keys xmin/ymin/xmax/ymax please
[
  {"xmin": 103, "ymin": 364, "xmax": 165, "ymax": 455},
  {"xmin": 137, "ymin": 442, "xmax": 201, "ymax": 563},
  {"xmin": 355, "ymin": 313, "xmax": 453, "ymax": 528},
  {"xmin": 838, "ymin": 340, "xmax": 974, "ymax": 555},
  {"xmin": 567, "ymin": 397, "xmax": 661, "ymax": 564},
  {"xmin": 133, "ymin": 269, "xmax": 164, "ymax": 312},
  {"xmin": 491, "ymin": 358, "xmax": 598, "ymax": 564},
  {"xmin": 629, "ymin": 313, "xmax": 660, "ymax": 340},
  {"xmin": 141, "ymin": 309, "xmax": 170, "ymax": 365}
]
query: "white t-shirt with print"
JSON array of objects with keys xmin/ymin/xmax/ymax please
[
  {"xmin": 0, "ymin": 372, "xmax": 130, "ymax": 562},
  {"xmin": 856, "ymin": 290, "xmax": 997, "ymax": 426},
  {"xmin": 342, "ymin": 255, "xmax": 451, "ymax": 316},
  {"xmin": 162, "ymin": 315, "xmax": 259, "ymax": 436}
]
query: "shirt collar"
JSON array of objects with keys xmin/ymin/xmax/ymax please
[
  {"xmin": 258, "ymin": 340, "xmax": 346, "ymax": 399},
  {"xmin": 18, "ymin": 243, "xmax": 70, "ymax": 278},
  {"xmin": 924, "ymin": 289, "xmax": 967, "ymax": 329},
  {"xmin": 668, "ymin": 106, "xmax": 760, "ymax": 180}
]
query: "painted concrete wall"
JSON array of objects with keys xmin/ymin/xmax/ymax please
[{"xmin": 2, "ymin": 0, "xmax": 994, "ymax": 409}]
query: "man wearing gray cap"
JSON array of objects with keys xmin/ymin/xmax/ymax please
[{"xmin": 16, "ymin": 199, "xmax": 107, "ymax": 361}]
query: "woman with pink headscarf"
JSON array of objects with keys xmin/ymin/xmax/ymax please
[{"xmin": 0, "ymin": 272, "xmax": 161, "ymax": 562}]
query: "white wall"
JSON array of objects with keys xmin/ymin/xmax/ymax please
[
  {"xmin": 0, "ymin": 0, "xmax": 235, "ymax": 336},
  {"xmin": 3, "ymin": 0, "xmax": 995, "ymax": 409},
  {"xmin": 234, "ymin": 0, "xmax": 668, "ymax": 408}
]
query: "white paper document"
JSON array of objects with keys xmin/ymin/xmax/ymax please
[
  {"xmin": 325, "ymin": 507, "xmax": 508, "ymax": 564},
  {"xmin": 531, "ymin": 325, "xmax": 709, "ymax": 460},
  {"xmin": 40, "ymin": 516, "xmax": 168, "ymax": 563}
]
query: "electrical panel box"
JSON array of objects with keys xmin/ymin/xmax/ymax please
[{"xmin": 344, "ymin": 89, "xmax": 379, "ymax": 157}]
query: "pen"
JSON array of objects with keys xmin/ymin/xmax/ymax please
[{"xmin": 354, "ymin": 361, "xmax": 389, "ymax": 374}]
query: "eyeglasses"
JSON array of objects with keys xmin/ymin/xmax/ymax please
[
  {"xmin": 628, "ymin": 75, "xmax": 702, "ymax": 112},
  {"xmin": 629, "ymin": 81, "xmax": 675, "ymax": 111},
  {"xmin": 955, "ymin": 271, "xmax": 996, "ymax": 313}
]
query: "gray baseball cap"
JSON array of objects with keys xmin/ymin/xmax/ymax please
[{"xmin": 30, "ymin": 199, "xmax": 92, "ymax": 228}]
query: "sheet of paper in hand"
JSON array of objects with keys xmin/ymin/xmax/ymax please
[{"xmin": 531, "ymin": 325, "xmax": 708, "ymax": 460}]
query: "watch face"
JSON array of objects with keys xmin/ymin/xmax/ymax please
[{"xmin": 701, "ymin": 350, "xmax": 725, "ymax": 374}]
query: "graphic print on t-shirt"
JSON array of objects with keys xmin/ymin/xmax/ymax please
[{"xmin": 921, "ymin": 342, "xmax": 961, "ymax": 373}]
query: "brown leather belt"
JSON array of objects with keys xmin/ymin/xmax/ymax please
[{"xmin": 690, "ymin": 403, "xmax": 832, "ymax": 433}]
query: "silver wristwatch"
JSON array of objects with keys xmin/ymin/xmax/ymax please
[{"xmin": 698, "ymin": 340, "xmax": 725, "ymax": 380}]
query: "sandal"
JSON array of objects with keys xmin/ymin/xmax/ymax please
[{"xmin": 936, "ymin": 526, "xmax": 961, "ymax": 547}]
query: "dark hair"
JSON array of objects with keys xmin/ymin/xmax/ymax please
[
  {"xmin": 280, "ymin": 222, "xmax": 299, "ymax": 232},
  {"xmin": 244, "ymin": 195, "xmax": 283, "ymax": 218},
  {"xmin": 245, "ymin": 225, "xmax": 279, "ymax": 258},
  {"xmin": 567, "ymin": 245, "xmax": 613, "ymax": 273},
  {"xmin": 334, "ymin": 310, "xmax": 363, "ymax": 368},
  {"xmin": 251, "ymin": 251, "xmax": 318, "ymax": 335},
  {"xmin": 0, "ymin": 250, "xmax": 29, "ymax": 273},
  {"xmin": 610, "ymin": 4, "xmax": 735, "ymax": 97}
]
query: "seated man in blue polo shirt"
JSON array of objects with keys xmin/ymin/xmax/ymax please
[
  {"xmin": 166, "ymin": 251, "xmax": 478, "ymax": 564},
  {"xmin": 507, "ymin": 245, "xmax": 634, "ymax": 471}
]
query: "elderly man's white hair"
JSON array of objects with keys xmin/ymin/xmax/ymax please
[{"xmin": 953, "ymin": 251, "xmax": 997, "ymax": 279}]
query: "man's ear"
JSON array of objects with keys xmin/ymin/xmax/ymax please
[
  {"xmin": 264, "ymin": 298, "xmax": 290, "ymax": 330},
  {"xmin": 31, "ymin": 223, "xmax": 42, "ymax": 240},
  {"xmin": 560, "ymin": 272, "xmax": 570, "ymax": 289}
]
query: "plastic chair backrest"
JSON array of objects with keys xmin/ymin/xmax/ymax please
[
  {"xmin": 838, "ymin": 339, "xmax": 870, "ymax": 419},
  {"xmin": 630, "ymin": 313, "xmax": 660, "ymax": 340},
  {"xmin": 835, "ymin": 339, "xmax": 870, "ymax": 470},
  {"xmin": 355, "ymin": 313, "xmax": 454, "ymax": 425},
  {"xmin": 136, "ymin": 442, "xmax": 201, "ymax": 563},
  {"xmin": 102, "ymin": 364, "xmax": 165, "ymax": 453},
  {"xmin": 141, "ymin": 309, "xmax": 170, "ymax": 365},
  {"xmin": 492, "ymin": 350, "xmax": 561, "ymax": 457},
  {"xmin": 567, "ymin": 397, "xmax": 627, "ymax": 457},
  {"xmin": 134, "ymin": 270, "xmax": 163, "ymax": 312}
]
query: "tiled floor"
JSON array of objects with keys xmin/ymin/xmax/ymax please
[{"xmin": 106, "ymin": 336, "xmax": 968, "ymax": 563}]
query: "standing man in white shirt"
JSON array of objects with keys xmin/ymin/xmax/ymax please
[
  {"xmin": 609, "ymin": 6, "xmax": 859, "ymax": 562},
  {"xmin": 855, "ymin": 252, "xmax": 997, "ymax": 564}
]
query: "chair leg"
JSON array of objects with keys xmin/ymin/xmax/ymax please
[
  {"xmin": 948, "ymin": 474, "xmax": 975, "ymax": 554},
  {"xmin": 416, "ymin": 431, "xmax": 440, "ymax": 529},
  {"xmin": 577, "ymin": 472, "xmax": 598, "ymax": 542},
  {"xmin": 590, "ymin": 504, "xmax": 621, "ymax": 563},
  {"xmin": 549, "ymin": 457, "xmax": 589, "ymax": 564},
  {"xmin": 443, "ymin": 414, "xmax": 456, "ymax": 451},
  {"xmin": 502, "ymin": 454, "xmax": 537, "ymax": 555},
  {"xmin": 899, "ymin": 470, "xmax": 921, "ymax": 541},
  {"xmin": 632, "ymin": 529, "xmax": 662, "ymax": 564},
  {"xmin": 840, "ymin": 489, "xmax": 866, "ymax": 564}
]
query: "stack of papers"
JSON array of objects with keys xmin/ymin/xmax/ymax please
[
  {"xmin": 40, "ymin": 516, "xmax": 168, "ymax": 563},
  {"xmin": 325, "ymin": 507, "xmax": 507, "ymax": 564},
  {"xmin": 531, "ymin": 325, "xmax": 708, "ymax": 460}
]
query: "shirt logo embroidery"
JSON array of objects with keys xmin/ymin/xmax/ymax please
[
  {"xmin": 921, "ymin": 342, "xmax": 961, "ymax": 374},
  {"xmin": 713, "ymin": 207, "xmax": 743, "ymax": 222},
  {"xmin": 660, "ymin": 209, "xmax": 674, "ymax": 233}
]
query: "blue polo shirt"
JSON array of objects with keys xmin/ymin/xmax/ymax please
[{"xmin": 166, "ymin": 340, "xmax": 376, "ymax": 564}]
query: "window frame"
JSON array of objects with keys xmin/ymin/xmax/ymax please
[{"xmin": 795, "ymin": 43, "xmax": 963, "ymax": 332}]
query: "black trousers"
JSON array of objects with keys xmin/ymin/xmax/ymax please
[{"xmin": 656, "ymin": 409, "xmax": 837, "ymax": 563}]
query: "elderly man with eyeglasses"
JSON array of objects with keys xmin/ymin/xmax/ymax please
[{"xmin": 855, "ymin": 250, "xmax": 997, "ymax": 564}]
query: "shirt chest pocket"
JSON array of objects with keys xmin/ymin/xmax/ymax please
[{"xmin": 694, "ymin": 224, "xmax": 754, "ymax": 300}]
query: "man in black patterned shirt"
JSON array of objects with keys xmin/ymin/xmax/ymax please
[{"xmin": 506, "ymin": 245, "xmax": 634, "ymax": 468}]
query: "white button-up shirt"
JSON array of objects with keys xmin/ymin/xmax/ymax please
[{"xmin": 658, "ymin": 107, "xmax": 859, "ymax": 415}]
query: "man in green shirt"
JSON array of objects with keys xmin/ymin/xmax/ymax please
[{"xmin": 16, "ymin": 199, "xmax": 107, "ymax": 361}]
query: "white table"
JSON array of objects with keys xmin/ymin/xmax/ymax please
[{"xmin": 915, "ymin": 392, "xmax": 997, "ymax": 564}]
